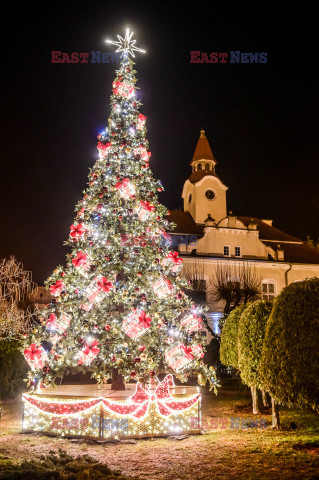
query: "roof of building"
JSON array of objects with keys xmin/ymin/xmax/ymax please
[
  {"xmin": 262, "ymin": 241, "xmax": 319, "ymax": 264},
  {"xmin": 168, "ymin": 211, "xmax": 204, "ymax": 235},
  {"xmin": 168, "ymin": 211, "xmax": 319, "ymax": 264},
  {"xmin": 237, "ymin": 217, "xmax": 302, "ymax": 243},
  {"xmin": 191, "ymin": 130, "xmax": 216, "ymax": 165},
  {"xmin": 187, "ymin": 170, "xmax": 221, "ymax": 184}
]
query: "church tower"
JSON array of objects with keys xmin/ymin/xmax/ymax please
[{"xmin": 182, "ymin": 130, "xmax": 228, "ymax": 224}]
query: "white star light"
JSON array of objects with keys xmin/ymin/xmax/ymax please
[{"xmin": 105, "ymin": 28, "xmax": 146, "ymax": 58}]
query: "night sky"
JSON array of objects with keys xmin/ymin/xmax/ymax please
[{"xmin": 1, "ymin": 3, "xmax": 318, "ymax": 283}]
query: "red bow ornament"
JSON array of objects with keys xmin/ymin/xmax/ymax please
[
  {"xmin": 135, "ymin": 201, "xmax": 156, "ymax": 222},
  {"xmin": 138, "ymin": 311, "xmax": 152, "ymax": 329},
  {"xmin": 162, "ymin": 251, "xmax": 183, "ymax": 273},
  {"xmin": 114, "ymin": 178, "xmax": 136, "ymax": 199},
  {"xmin": 122, "ymin": 310, "xmax": 152, "ymax": 340},
  {"xmin": 70, "ymin": 223, "xmax": 85, "ymax": 239},
  {"xmin": 152, "ymin": 278, "xmax": 173, "ymax": 299},
  {"xmin": 87, "ymin": 275, "xmax": 114, "ymax": 304},
  {"xmin": 168, "ymin": 251, "xmax": 183, "ymax": 265},
  {"xmin": 22, "ymin": 374, "xmax": 201, "ymax": 419},
  {"xmin": 97, "ymin": 140, "xmax": 111, "ymax": 157},
  {"xmin": 134, "ymin": 146, "xmax": 149, "ymax": 163},
  {"xmin": 72, "ymin": 252, "xmax": 90, "ymax": 277},
  {"xmin": 72, "ymin": 251, "xmax": 88, "ymax": 268},
  {"xmin": 180, "ymin": 313, "xmax": 203, "ymax": 334},
  {"xmin": 24, "ymin": 344, "xmax": 44, "ymax": 370},
  {"xmin": 50, "ymin": 280, "xmax": 64, "ymax": 296},
  {"xmin": 137, "ymin": 113, "xmax": 146, "ymax": 130},
  {"xmin": 78, "ymin": 340, "xmax": 100, "ymax": 365},
  {"xmin": 140, "ymin": 201, "xmax": 155, "ymax": 212},
  {"xmin": 112, "ymin": 81, "xmax": 135, "ymax": 98},
  {"xmin": 165, "ymin": 343, "xmax": 195, "ymax": 372},
  {"xmin": 96, "ymin": 277, "xmax": 114, "ymax": 293},
  {"xmin": 46, "ymin": 313, "xmax": 57, "ymax": 328}
]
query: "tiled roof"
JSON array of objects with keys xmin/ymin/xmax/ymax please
[
  {"xmin": 262, "ymin": 241, "xmax": 319, "ymax": 264},
  {"xmin": 191, "ymin": 130, "xmax": 216, "ymax": 164},
  {"xmin": 168, "ymin": 211, "xmax": 319, "ymax": 265},
  {"xmin": 168, "ymin": 211, "xmax": 204, "ymax": 235},
  {"xmin": 237, "ymin": 217, "xmax": 301, "ymax": 243}
]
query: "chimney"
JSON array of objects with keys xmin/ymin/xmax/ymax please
[
  {"xmin": 305, "ymin": 235, "xmax": 315, "ymax": 249},
  {"xmin": 262, "ymin": 219, "xmax": 273, "ymax": 226},
  {"xmin": 276, "ymin": 244, "xmax": 285, "ymax": 261}
]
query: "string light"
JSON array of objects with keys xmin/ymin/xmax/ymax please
[
  {"xmin": 22, "ymin": 28, "xmax": 218, "ymax": 440},
  {"xmin": 22, "ymin": 375, "xmax": 201, "ymax": 438}
]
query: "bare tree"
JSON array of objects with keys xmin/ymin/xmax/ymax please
[
  {"xmin": 181, "ymin": 260, "xmax": 207, "ymax": 303},
  {"xmin": 0, "ymin": 256, "xmax": 37, "ymax": 339},
  {"xmin": 210, "ymin": 262, "xmax": 261, "ymax": 317}
]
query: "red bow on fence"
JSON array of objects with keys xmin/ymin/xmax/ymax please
[{"xmin": 23, "ymin": 374, "xmax": 200, "ymax": 419}]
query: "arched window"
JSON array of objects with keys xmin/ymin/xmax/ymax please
[
  {"xmin": 198, "ymin": 163, "xmax": 202, "ymax": 170},
  {"xmin": 261, "ymin": 279, "xmax": 276, "ymax": 301}
]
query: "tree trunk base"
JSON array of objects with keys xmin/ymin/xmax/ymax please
[
  {"xmin": 261, "ymin": 389, "xmax": 270, "ymax": 408},
  {"xmin": 251, "ymin": 385, "xmax": 260, "ymax": 414},
  {"xmin": 111, "ymin": 369, "xmax": 125, "ymax": 390},
  {"xmin": 271, "ymin": 397, "xmax": 280, "ymax": 428}
]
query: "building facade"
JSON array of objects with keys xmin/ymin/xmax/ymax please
[{"xmin": 169, "ymin": 130, "xmax": 319, "ymax": 338}]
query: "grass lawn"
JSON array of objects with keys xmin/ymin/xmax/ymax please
[{"xmin": 0, "ymin": 380, "xmax": 318, "ymax": 479}]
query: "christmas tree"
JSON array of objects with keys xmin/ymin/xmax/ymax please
[{"xmin": 23, "ymin": 29, "xmax": 217, "ymax": 392}]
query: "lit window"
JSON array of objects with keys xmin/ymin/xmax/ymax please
[
  {"xmin": 235, "ymin": 246, "xmax": 241, "ymax": 257},
  {"xmin": 224, "ymin": 246, "xmax": 230, "ymax": 256},
  {"xmin": 262, "ymin": 280, "xmax": 276, "ymax": 301}
]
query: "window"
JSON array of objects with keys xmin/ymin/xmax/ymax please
[
  {"xmin": 198, "ymin": 163, "xmax": 202, "ymax": 170},
  {"xmin": 188, "ymin": 194, "xmax": 192, "ymax": 203},
  {"xmin": 262, "ymin": 280, "xmax": 276, "ymax": 301},
  {"xmin": 235, "ymin": 246, "xmax": 241, "ymax": 257},
  {"xmin": 223, "ymin": 246, "xmax": 230, "ymax": 256}
]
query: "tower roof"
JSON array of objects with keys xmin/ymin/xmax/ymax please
[{"xmin": 191, "ymin": 130, "xmax": 216, "ymax": 165}]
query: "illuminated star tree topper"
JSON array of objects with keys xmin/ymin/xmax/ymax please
[{"xmin": 105, "ymin": 28, "xmax": 146, "ymax": 58}]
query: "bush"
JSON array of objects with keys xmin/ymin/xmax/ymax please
[
  {"xmin": 0, "ymin": 340, "xmax": 28, "ymax": 400},
  {"xmin": 0, "ymin": 448, "xmax": 131, "ymax": 479},
  {"xmin": 260, "ymin": 277, "xmax": 319, "ymax": 411},
  {"xmin": 238, "ymin": 299, "xmax": 272, "ymax": 389},
  {"xmin": 219, "ymin": 305, "xmax": 247, "ymax": 369}
]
